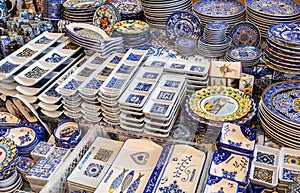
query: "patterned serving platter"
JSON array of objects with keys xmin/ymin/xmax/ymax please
[
  {"xmin": 63, "ymin": 0, "xmax": 103, "ymax": 9},
  {"xmin": 230, "ymin": 21, "xmax": 261, "ymax": 47},
  {"xmin": 166, "ymin": 10, "xmax": 202, "ymax": 42},
  {"xmin": 114, "ymin": 20, "xmax": 150, "ymax": 35},
  {"xmin": 246, "ymin": 0, "xmax": 300, "ymax": 17},
  {"xmin": 112, "ymin": 0, "xmax": 143, "ymax": 14},
  {"xmin": 262, "ymin": 80, "xmax": 300, "ymax": 126},
  {"xmin": 189, "ymin": 86, "xmax": 252, "ymax": 122},
  {"xmin": 193, "ymin": 0, "xmax": 245, "ymax": 17},
  {"xmin": 268, "ymin": 22, "xmax": 300, "ymax": 45}
]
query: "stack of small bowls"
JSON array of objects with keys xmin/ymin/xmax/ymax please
[
  {"xmin": 175, "ymin": 37, "xmax": 198, "ymax": 56},
  {"xmin": 53, "ymin": 120, "xmax": 82, "ymax": 149},
  {"xmin": 197, "ymin": 21, "xmax": 232, "ymax": 57},
  {"xmin": 0, "ymin": 137, "xmax": 22, "ymax": 192},
  {"xmin": 225, "ymin": 45, "xmax": 261, "ymax": 67}
]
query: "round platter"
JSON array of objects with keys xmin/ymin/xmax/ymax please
[
  {"xmin": 262, "ymin": 80, "xmax": 300, "ymax": 126},
  {"xmin": 63, "ymin": 0, "xmax": 103, "ymax": 9},
  {"xmin": 268, "ymin": 22, "xmax": 300, "ymax": 45},
  {"xmin": 193, "ymin": 0, "xmax": 245, "ymax": 18},
  {"xmin": 0, "ymin": 137, "xmax": 17, "ymax": 174},
  {"xmin": 166, "ymin": 10, "xmax": 202, "ymax": 42},
  {"xmin": 230, "ymin": 21, "xmax": 261, "ymax": 47},
  {"xmin": 111, "ymin": 0, "xmax": 143, "ymax": 14},
  {"xmin": 227, "ymin": 46, "xmax": 261, "ymax": 61},
  {"xmin": 189, "ymin": 86, "xmax": 252, "ymax": 122},
  {"xmin": 113, "ymin": 20, "xmax": 149, "ymax": 35},
  {"xmin": 246, "ymin": 0, "xmax": 300, "ymax": 17}
]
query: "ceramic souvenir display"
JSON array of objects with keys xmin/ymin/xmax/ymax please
[
  {"xmin": 246, "ymin": 0, "xmax": 300, "ymax": 37},
  {"xmin": 166, "ymin": 10, "xmax": 202, "ymax": 42},
  {"xmin": 143, "ymin": 73, "xmax": 186, "ymax": 137},
  {"xmin": 209, "ymin": 149, "xmax": 251, "ymax": 185},
  {"xmin": 193, "ymin": 0, "xmax": 246, "ymax": 30},
  {"xmin": 0, "ymin": 32, "xmax": 63, "ymax": 81},
  {"xmin": 92, "ymin": 3, "xmax": 121, "ymax": 36},
  {"xmin": 99, "ymin": 49, "xmax": 147, "ymax": 125},
  {"xmin": 65, "ymin": 23, "xmax": 124, "ymax": 55},
  {"xmin": 118, "ymin": 67, "xmax": 163, "ymax": 132},
  {"xmin": 67, "ymin": 137, "xmax": 124, "ymax": 192},
  {"xmin": 225, "ymin": 46, "xmax": 261, "ymax": 67},
  {"xmin": 249, "ymin": 162, "xmax": 278, "ymax": 188},
  {"xmin": 94, "ymin": 138, "xmax": 163, "ymax": 193},
  {"xmin": 218, "ymin": 123, "xmax": 256, "ymax": 155},
  {"xmin": 53, "ymin": 120, "xmax": 81, "ymax": 149},
  {"xmin": 254, "ymin": 145, "xmax": 280, "ymax": 166},
  {"xmin": 141, "ymin": 0, "xmax": 192, "ymax": 27},
  {"xmin": 229, "ymin": 21, "xmax": 261, "ymax": 47},
  {"xmin": 113, "ymin": 20, "xmax": 151, "ymax": 49},
  {"xmin": 263, "ymin": 22, "xmax": 300, "ymax": 74},
  {"xmin": 259, "ymin": 80, "xmax": 300, "ymax": 149},
  {"xmin": 203, "ymin": 175, "xmax": 239, "ymax": 193}
]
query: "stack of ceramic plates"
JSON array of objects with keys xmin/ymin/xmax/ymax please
[
  {"xmin": 143, "ymin": 74, "xmax": 187, "ymax": 138},
  {"xmin": 111, "ymin": 0, "xmax": 144, "ymax": 20},
  {"xmin": 63, "ymin": 0, "xmax": 103, "ymax": 24},
  {"xmin": 259, "ymin": 81, "xmax": 300, "ymax": 149},
  {"xmin": 98, "ymin": 49, "xmax": 147, "ymax": 125},
  {"xmin": 0, "ymin": 137, "xmax": 22, "ymax": 193},
  {"xmin": 193, "ymin": 0, "xmax": 246, "ymax": 30},
  {"xmin": 65, "ymin": 22, "xmax": 124, "ymax": 55},
  {"xmin": 246, "ymin": 0, "xmax": 300, "ymax": 37},
  {"xmin": 175, "ymin": 37, "xmax": 197, "ymax": 56},
  {"xmin": 118, "ymin": 67, "xmax": 163, "ymax": 132},
  {"xmin": 197, "ymin": 22, "xmax": 231, "ymax": 57},
  {"xmin": 203, "ymin": 22, "xmax": 228, "ymax": 44},
  {"xmin": 141, "ymin": 0, "xmax": 192, "ymax": 27},
  {"xmin": 184, "ymin": 86, "xmax": 257, "ymax": 130},
  {"xmin": 225, "ymin": 46, "xmax": 261, "ymax": 67},
  {"xmin": 92, "ymin": 3, "xmax": 121, "ymax": 36},
  {"xmin": 113, "ymin": 20, "xmax": 151, "ymax": 49},
  {"xmin": 263, "ymin": 22, "xmax": 300, "ymax": 74}
]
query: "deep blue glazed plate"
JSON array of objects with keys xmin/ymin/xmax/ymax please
[{"xmin": 230, "ymin": 21, "xmax": 261, "ymax": 47}]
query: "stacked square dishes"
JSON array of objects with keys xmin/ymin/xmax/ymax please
[
  {"xmin": 143, "ymin": 73, "xmax": 187, "ymax": 138},
  {"xmin": 118, "ymin": 67, "xmax": 164, "ymax": 132},
  {"xmin": 98, "ymin": 49, "xmax": 148, "ymax": 125},
  {"xmin": 78, "ymin": 53, "xmax": 124, "ymax": 123}
]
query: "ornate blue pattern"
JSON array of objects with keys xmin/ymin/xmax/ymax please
[
  {"xmin": 222, "ymin": 169, "xmax": 237, "ymax": 180},
  {"xmin": 256, "ymin": 152, "xmax": 275, "ymax": 165},
  {"xmin": 130, "ymin": 152, "xmax": 149, "ymax": 165},
  {"xmin": 19, "ymin": 132, "xmax": 32, "ymax": 145},
  {"xmin": 159, "ymin": 180, "xmax": 186, "ymax": 193},
  {"xmin": 0, "ymin": 61, "xmax": 18, "ymax": 73},
  {"xmin": 63, "ymin": 79, "xmax": 83, "ymax": 90},
  {"xmin": 84, "ymin": 163, "xmax": 104, "ymax": 178}
]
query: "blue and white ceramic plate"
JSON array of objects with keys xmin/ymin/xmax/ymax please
[
  {"xmin": 268, "ymin": 22, "xmax": 300, "ymax": 45},
  {"xmin": 166, "ymin": 10, "xmax": 202, "ymax": 42},
  {"xmin": 230, "ymin": 22, "xmax": 261, "ymax": 47},
  {"xmin": 246, "ymin": 0, "xmax": 300, "ymax": 16},
  {"xmin": 206, "ymin": 21, "xmax": 229, "ymax": 31},
  {"xmin": 227, "ymin": 46, "xmax": 261, "ymax": 61},
  {"xmin": 262, "ymin": 81, "xmax": 300, "ymax": 126},
  {"xmin": 193, "ymin": 0, "xmax": 245, "ymax": 17}
]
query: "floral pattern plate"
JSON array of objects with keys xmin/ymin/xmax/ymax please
[
  {"xmin": 229, "ymin": 22, "xmax": 261, "ymax": 47},
  {"xmin": 93, "ymin": 3, "xmax": 121, "ymax": 36},
  {"xmin": 63, "ymin": 0, "xmax": 103, "ymax": 9},
  {"xmin": 268, "ymin": 22, "xmax": 300, "ymax": 45},
  {"xmin": 262, "ymin": 80, "xmax": 300, "ymax": 125},
  {"xmin": 227, "ymin": 46, "xmax": 261, "ymax": 61},
  {"xmin": 114, "ymin": 20, "xmax": 150, "ymax": 35},
  {"xmin": 246, "ymin": 0, "xmax": 300, "ymax": 16},
  {"xmin": 193, "ymin": 0, "xmax": 245, "ymax": 17},
  {"xmin": 166, "ymin": 10, "xmax": 202, "ymax": 42},
  {"xmin": 189, "ymin": 86, "xmax": 252, "ymax": 122}
]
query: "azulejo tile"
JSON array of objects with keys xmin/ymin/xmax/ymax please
[
  {"xmin": 0, "ymin": 61, "xmax": 18, "ymax": 73},
  {"xmin": 94, "ymin": 148, "xmax": 113, "ymax": 162},
  {"xmin": 253, "ymin": 167, "xmax": 273, "ymax": 183},
  {"xmin": 256, "ymin": 152, "xmax": 275, "ymax": 165},
  {"xmin": 84, "ymin": 163, "xmax": 104, "ymax": 178}
]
